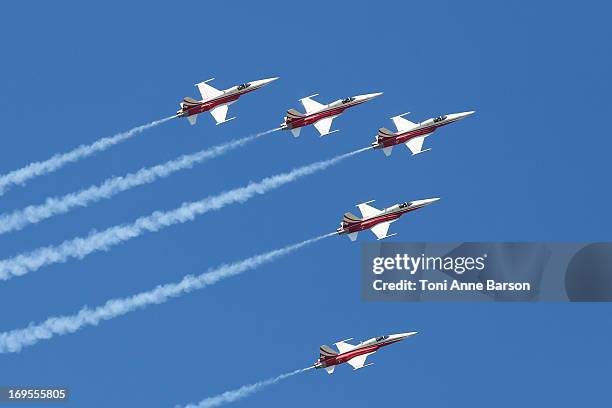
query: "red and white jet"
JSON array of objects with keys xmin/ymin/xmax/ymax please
[
  {"xmin": 280, "ymin": 92, "xmax": 383, "ymax": 137},
  {"xmin": 176, "ymin": 77, "xmax": 279, "ymax": 126},
  {"xmin": 314, "ymin": 332, "xmax": 417, "ymax": 374},
  {"xmin": 372, "ymin": 111, "xmax": 475, "ymax": 156},
  {"xmin": 337, "ymin": 198, "xmax": 440, "ymax": 241}
]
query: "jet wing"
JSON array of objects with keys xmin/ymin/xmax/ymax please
[
  {"xmin": 392, "ymin": 115, "xmax": 418, "ymax": 132},
  {"xmin": 196, "ymin": 80, "xmax": 223, "ymax": 100},
  {"xmin": 313, "ymin": 116, "xmax": 337, "ymax": 136},
  {"xmin": 370, "ymin": 221, "xmax": 393, "ymax": 240},
  {"xmin": 347, "ymin": 351, "xmax": 376, "ymax": 370},
  {"xmin": 210, "ymin": 104, "xmax": 229, "ymax": 124},
  {"xmin": 300, "ymin": 95, "xmax": 325, "ymax": 114},
  {"xmin": 357, "ymin": 201, "xmax": 383, "ymax": 219},
  {"xmin": 334, "ymin": 339, "xmax": 357, "ymax": 354},
  {"xmin": 406, "ymin": 136, "xmax": 426, "ymax": 155}
]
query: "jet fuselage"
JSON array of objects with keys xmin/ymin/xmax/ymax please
[
  {"xmin": 372, "ymin": 111, "xmax": 475, "ymax": 149},
  {"xmin": 337, "ymin": 199, "xmax": 437, "ymax": 235},
  {"xmin": 177, "ymin": 78, "xmax": 277, "ymax": 118},
  {"xmin": 177, "ymin": 92, "xmax": 243, "ymax": 118},
  {"xmin": 281, "ymin": 92, "xmax": 382, "ymax": 131},
  {"xmin": 282, "ymin": 98, "xmax": 366, "ymax": 130},
  {"xmin": 314, "ymin": 332, "xmax": 416, "ymax": 370}
]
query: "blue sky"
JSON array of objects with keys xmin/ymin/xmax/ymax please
[{"xmin": 0, "ymin": 0, "xmax": 611, "ymax": 406}]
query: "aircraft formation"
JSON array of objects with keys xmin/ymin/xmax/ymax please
[
  {"xmin": 0, "ymin": 73, "xmax": 474, "ymax": 398},
  {"xmin": 175, "ymin": 75, "xmax": 472, "ymax": 245},
  {"xmin": 172, "ymin": 75, "xmax": 473, "ymax": 373}
]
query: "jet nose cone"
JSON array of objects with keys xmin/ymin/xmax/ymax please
[
  {"xmin": 365, "ymin": 92, "xmax": 384, "ymax": 99},
  {"xmin": 355, "ymin": 92, "xmax": 383, "ymax": 101},
  {"xmin": 253, "ymin": 77, "xmax": 280, "ymax": 87},
  {"xmin": 451, "ymin": 111, "xmax": 475, "ymax": 120},
  {"xmin": 412, "ymin": 197, "xmax": 440, "ymax": 207},
  {"xmin": 395, "ymin": 332, "xmax": 418, "ymax": 340}
]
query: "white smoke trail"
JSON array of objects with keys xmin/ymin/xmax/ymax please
[
  {"xmin": 179, "ymin": 367, "xmax": 314, "ymax": 408},
  {"xmin": 0, "ymin": 147, "xmax": 369, "ymax": 281},
  {"xmin": 0, "ymin": 129, "xmax": 277, "ymax": 235},
  {"xmin": 0, "ymin": 115, "xmax": 176, "ymax": 196},
  {"xmin": 0, "ymin": 233, "xmax": 334, "ymax": 353}
]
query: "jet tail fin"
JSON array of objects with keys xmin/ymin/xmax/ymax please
[
  {"xmin": 343, "ymin": 212, "xmax": 361, "ymax": 224},
  {"xmin": 286, "ymin": 108, "xmax": 304, "ymax": 118},
  {"xmin": 181, "ymin": 97, "xmax": 200, "ymax": 108},
  {"xmin": 320, "ymin": 345, "xmax": 338, "ymax": 359},
  {"xmin": 377, "ymin": 127, "xmax": 396, "ymax": 139}
]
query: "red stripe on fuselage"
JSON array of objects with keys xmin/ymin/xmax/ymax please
[
  {"xmin": 180, "ymin": 87, "xmax": 258, "ymax": 117},
  {"xmin": 284, "ymin": 100, "xmax": 367, "ymax": 129},
  {"xmin": 319, "ymin": 338, "xmax": 402, "ymax": 368},
  {"xmin": 376, "ymin": 119, "xmax": 461, "ymax": 148},
  {"xmin": 340, "ymin": 204, "xmax": 429, "ymax": 234}
]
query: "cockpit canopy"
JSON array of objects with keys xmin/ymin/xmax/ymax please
[
  {"xmin": 342, "ymin": 97, "xmax": 355, "ymax": 104},
  {"xmin": 399, "ymin": 202, "xmax": 411, "ymax": 209},
  {"xmin": 433, "ymin": 115, "xmax": 447, "ymax": 123},
  {"xmin": 237, "ymin": 83, "xmax": 251, "ymax": 90},
  {"xmin": 375, "ymin": 335, "xmax": 389, "ymax": 342}
]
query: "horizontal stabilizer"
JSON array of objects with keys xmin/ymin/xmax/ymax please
[
  {"xmin": 187, "ymin": 115, "xmax": 197, "ymax": 126},
  {"xmin": 382, "ymin": 146, "xmax": 393, "ymax": 156},
  {"xmin": 325, "ymin": 366, "xmax": 335, "ymax": 374},
  {"xmin": 348, "ymin": 232, "xmax": 358, "ymax": 241},
  {"xmin": 291, "ymin": 128, "xmax": 301, "ymax": 138}
]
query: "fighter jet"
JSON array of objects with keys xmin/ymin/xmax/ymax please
[
  {"xmin": 314, "ymin": 332, "xmax": 417, "ymax": 374},
  {"xmin": 280, "ymin": 92, "xmax": 383, "ymax": 137},
  {"xmin": 176, "ymin": 77, "xmax": 279, "ymax": 126},
  {"xmin": 337, "ymin": 198, "xmax": 440, "ymax": 241},
  {"xmin": 372, "ymin": 111, "xmax": 475, "ymax": 156}
]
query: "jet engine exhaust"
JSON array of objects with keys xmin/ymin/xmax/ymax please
[
  {"xmin": 0, "ymin": 146, "xmax": 369, "ymax": 281},
  {"xmin": 0, "ymin": 127, "xmax": 279, "ymax": 235},
  {"xmin": 0, "ymin": 115, "xmax": 176, "ymax": 196},
  {"xmin": 0, "ymin": 233, "xmax": 334, "ymax": 353},
  {"xmin": 177, "ymin": 367, "xmax": 313, "ymax": 408}
]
